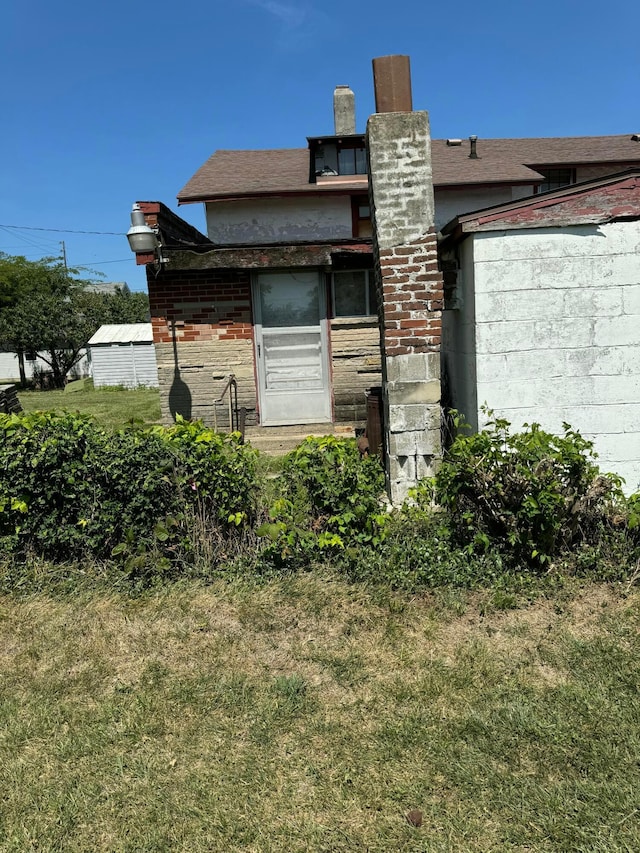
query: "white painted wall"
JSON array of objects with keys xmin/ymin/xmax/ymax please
[
  {"xmin": 460, "ymin": 221, "xmax": 640, "ymax": 492},
  {"xmin": 90, "ymin": 343, "xmax": 158, "ymax": 388},
  {"xmin": 206, "ymin": 196, "xmax": 353, "ymax": 244},
  {"xmin": 434, "ymin": 185, "xmax": 532, "ymax": 232}
]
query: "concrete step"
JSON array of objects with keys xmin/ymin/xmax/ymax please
[{"xmin": 244, "ymin": 423, "xmax": 357, "ymax": 456}]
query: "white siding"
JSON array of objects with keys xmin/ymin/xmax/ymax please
[
  {"xmin": 206, "ymin": 196, "xmax": 353, "ymax": 244},
  {"xmin": 90, "ymin": 343, "xmax": 158, "ymax": 388},
  {"xmin": 464, "ymin": 220, "xmax": 640, "ymax": 492},
  {"xmin": 434, "ymin": 185, "xmax": 532, "ymax": 232}
]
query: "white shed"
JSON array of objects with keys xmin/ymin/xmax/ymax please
[
  {"xmin": 442, "ymin": 171, "xmax": 640, "ymax": 493},
  {"xmin": 88, "ymin": 324, "xmax": 158, "ymax": 388}
]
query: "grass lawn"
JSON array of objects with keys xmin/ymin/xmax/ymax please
[
  {"xmin": 1, "ymin": 575, "xmax": 639, "ymax": 852},
  {"xmin": 18, "ymin": 384, "xmax": 161, "ymax": 430}
]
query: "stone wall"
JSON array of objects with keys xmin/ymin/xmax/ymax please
[{"xmin": 330, "ymin": 318, "xmax": 381, "ymax": 422}]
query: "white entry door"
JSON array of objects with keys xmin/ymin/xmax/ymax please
[{"xmin": 253, "ymin": 271, "xmax": 331, "ymax": 425}]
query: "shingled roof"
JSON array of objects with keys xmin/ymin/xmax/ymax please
[{"xmin": 178, "ymin": 134, "xmax": 640, "ymax": 203}]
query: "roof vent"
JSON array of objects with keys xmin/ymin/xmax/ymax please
[
  {"xmin": 446, "ymin": 138, "xmax": 462, "ymax": 146},
  {"xmin": 632, "ymin": 133, "xmax": 640, "ymax": 142},
  {"xmin": 469, "ymin": 135, "xmax": 478, "ymax": 159}
]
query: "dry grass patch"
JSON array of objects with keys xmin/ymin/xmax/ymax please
[{"xmin": 1, "ymin": 576, "xmax": 639, "ymax": 852}]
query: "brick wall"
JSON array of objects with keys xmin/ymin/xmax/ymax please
[
  {"xmin": 148, "ymin": 268, "xmax": 257, "ymax": 428},
  {"xmin": 378, "ymin": 235, "xmax": 443, "ymax": 356}
]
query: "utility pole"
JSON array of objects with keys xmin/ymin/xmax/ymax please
[{"xmin": 60, "ymin": 240, "xmax": 68, "ymax": 273}]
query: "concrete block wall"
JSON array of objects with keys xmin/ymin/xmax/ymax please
[
  {"xmin": 367, "ymin": 109, "xmax": 443, "ymax": 503},
  {"xmin": 471, "ymin": 220, "xmax": 640, "ymax": 492}
]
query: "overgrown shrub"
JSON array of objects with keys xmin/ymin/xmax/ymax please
[
  {"xmin": 0, "ymin": 411, "xmax": 115, "ymax": 558},
  {"xmin": 156, "ymin": 416, "xmax": 257, "ymax": 527},
  {"xmin": 417, "ymin": 412, "xmax": 624, "ymax": 568},
  {"xmin": 0, "ymin": 411, "xmax": 257, "ymax": 569},
  {"xmin": 257, "ymin": 436, "xmax": 386, "ymax": 568}
]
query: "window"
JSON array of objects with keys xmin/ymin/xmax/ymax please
[
  {"xmin": 311, "ymin": 137, "xmax": 368, "ymax": 178},
  {"xmin": 351, "ymin": 195, "xmax": 372, "ymax": 238},
  {"xmin": 337, "ymin": 145, "xmax": 367, "ymax": 175},
  {"xmin": 332, "ymin": 270, "xmax": 377, "ymax": 317},
  {"xmin": 535, "ymin": 167, "xmax": 576, "ymax": 193}
]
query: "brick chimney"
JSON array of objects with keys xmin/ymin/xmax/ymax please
[{"xmin": 366, "ymin": 55, "xmax": 443, "ymax": 503}]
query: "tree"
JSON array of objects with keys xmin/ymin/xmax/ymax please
[{"xmin": 0, "ymin": 254, "xmax": 149, "ymax": 388}]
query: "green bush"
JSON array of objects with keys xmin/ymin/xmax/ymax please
[
  {"xmin": 0, "ymin": 411, "xmax": 117, "ymax": 558},
  {"xmin": 155, "ymin": 416, "xmax": 257, "ymax": 528},
  {"xmin": 341, "ymin": 511, "xmax": 510, "ymax": 591},
  {"xmin": 418, "ymin": 412, "xmax": 623, "ymax": 568},
  {"xmin": 257, "ymin": 436, "xmax": 386, "ymax": 568},
  {"xmin": 0, "ymin": 411, "xmax": 258, "ymax": 569}
]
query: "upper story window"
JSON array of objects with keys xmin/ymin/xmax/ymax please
[
  {"xmin": 308, "ymin": 135, "xmax": 367, "ymax": 180},
  {"xmin": 337, "ymin": 144, "xmax": 367, "ymax": 175},
  {"xmin": 535, "ymin": 167, "xmax": 576, "ymax": 193}
]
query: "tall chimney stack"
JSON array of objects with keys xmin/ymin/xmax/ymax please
[
  {"xmin": 372, "ymin": 55, "xmax": 413, "ymax": 113},
  {"xmin": 367, "ymin": 55, "xmax": 442, "ymax": 504},
  {"xmin": 334, "ymin": 85, "xmax": 356, "ymax": 135}
]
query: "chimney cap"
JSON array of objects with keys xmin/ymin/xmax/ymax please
[{"xmin": 372, "ymin": 54, "xmax": 413, "ymax": 113}]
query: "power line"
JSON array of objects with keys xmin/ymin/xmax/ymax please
[
  {"xmin": 75, "ymin": 258, "xmax": 133, "ymax": 266},
  {"xmin": 0, "ymin": 224, "xmax": 125, "ymax": 236},
  {"xmin": 0, "ymin": 225, "xmax": 59, "ymax": 252}
]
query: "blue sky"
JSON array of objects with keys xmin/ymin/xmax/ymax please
[{"xmin": 1, "ymin": 0, "xmax": 638, "ymax": 291}]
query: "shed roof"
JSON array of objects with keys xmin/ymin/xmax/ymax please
[
  {"xmin": 441, "ymin": 170, "xmax": 640, "ymax": 241},
  {"xmin": 88, "ymin": 324, "xmax": 154, "ymax": 345},
  {"xmin": 178, "ymin": 135, "xmax": 640, "ymax": 202}
]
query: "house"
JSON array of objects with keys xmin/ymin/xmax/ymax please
[
  {"xmin": 0, "ymin": 350, "xmax": 90, "ymax": 385},
  {"xmin": 87, "ymin": 323, "xmax": 158, "ymax": 389},
  {"xmin": 133, "ymin": 83, "xmax": 640, "ymax": 431},
  {"xmin": 441, "ymin": 169, "xmax": 640, "ymax": 492},
  {"xmin": 130, "ymin": 55, "xmax": 640, "ymax": 497}
]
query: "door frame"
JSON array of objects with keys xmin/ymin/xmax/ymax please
[{"xmin": 252, "ymin": 269, "xmax": 332, "ymax": 426}]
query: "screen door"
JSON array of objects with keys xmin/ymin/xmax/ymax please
[{"xmin": 253, "ymin": 271, "xmax": 331, "ymax": 425}]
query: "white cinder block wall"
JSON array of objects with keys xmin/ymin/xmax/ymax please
[{"xmin": 468, "ymin": 221, "xmax": 640, "ymax": 492}]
